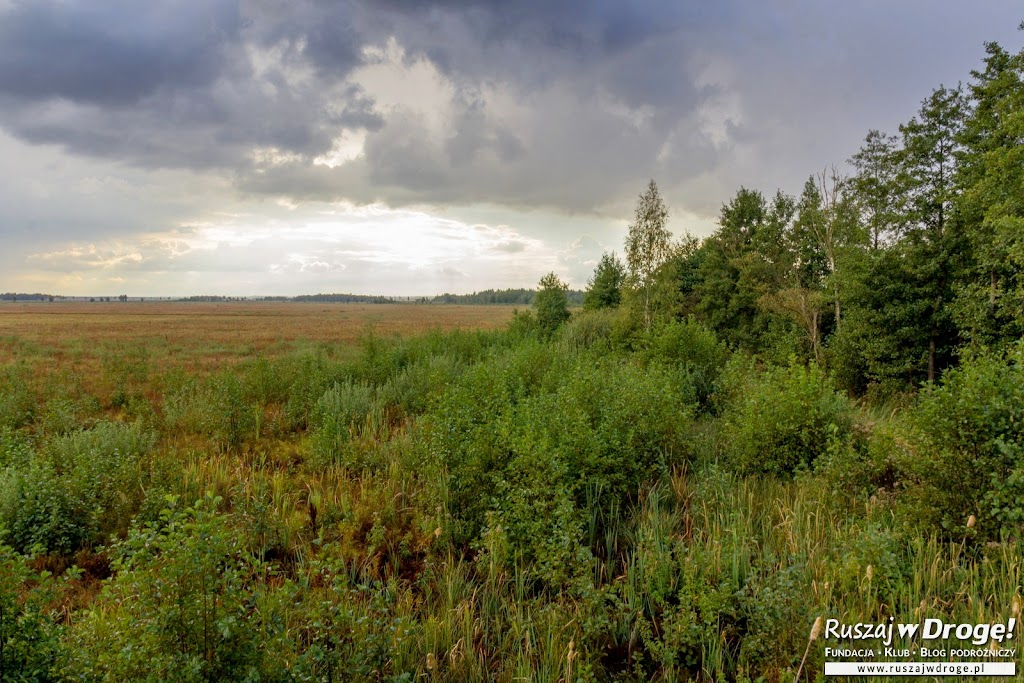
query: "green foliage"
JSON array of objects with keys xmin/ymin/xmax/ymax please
[
  {"xmin": 0, "ymin": 462, "xmax": 83, "ymax": 555},
  {"xmin": 556, "ymin": 308, "xmax": 620, "ymax": 353},
  {"xmin": 164, "ymin": 371, "xmax": 257, "ymax": 451},
  {"xmin": 815, "ymin": 424, "xmax": 900, "ymax": 502},
  {"xmin": 0, "ymin": 365, "xmax": 35, "ymax": 431},
  {"xmin": 533, "ymin": 272, "xmax": 570, "ymax": 336},
  {"xmin": 280, "ymin": 352, "xmax": 354, "ymax": 430},
  {"xmin": 903, "ymin": 344, "xmax": 1024, "ymax": 538},
  {"xmin": 695, "ymin": 188, "xmax": 797, "ymax": 352},
  {"xmin": 584, "ymin": 251, "xmax": 626, "ymax": 310},
  {"xmin": 430, "ymin": 347, "xmax": 690, "ymax": 589},
  {"xmin": 0, "ymin": 421, "xmax": 156, "ymax": 554},
  {"xmin": 0, "ymin": 543, "xmax": 63, "ymax": 681},
  {"xmin": 641, "ymin": 318, "xmax": 729, "ymax": 409},
  {"xmin": 309, "ymin": 380, "xmax": 380, "ymax": 468},
  {"xmin": 954, "ymin": 42, "xmax": 1024, "ymax": 348},
  {"xmin": 624, "ymin": 180, "xmax": 674, "ymax": 333},
  {"xmin": 724, "ymin": 361, "xmax": 853, "ymax": 476},
  {"xmin": 9, "ymin": 37, "xmax": 1024, "ymax": 673},
  {"xmin": 67, "ymin": 496, "xmax": 272, "ymax": 681},
  {"xmin": 100, "ymin": 344, "xmax": 150, "ymax": 409}
]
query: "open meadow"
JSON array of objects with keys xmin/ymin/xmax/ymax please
[
  {"xmin": 1, "ymin": 299, "xmax": 1022, "ymax": 682},
  {"xmin": 0, "ymin": 302, "xmax": 516, "ymax": 378}
]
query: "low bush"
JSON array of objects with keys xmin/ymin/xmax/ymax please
[
  {"xmin": 0, "ymin": 543, "xmax": 63, "ymax": 681},
  {"xmin": 309, "ymin": 380, "xmax": 380, "ymax": 468},
  {"xmin": 164, "ymin": 371, "xmax": 257, "ymax": 451},
  {"xmin": 724, "ymin": 361, "xmax": 853, "ymax": 476},
  {"xmin": 66, "ymin": 496, "xmax": 274, "ymax": 681},
  {"xmin": 901, "ymin": 344, "xmax": 1024, "ymax": 538},
  {"xmin": 430, "ymin": 350, "xmax": 690, "ymax": 589},
  {"xmin": 642, "ymin": 318, "xmax": 729, "ymax": 409},
  {"xmin": 0, "ymin": 365, "xmax": 35, "ymax": 431}
]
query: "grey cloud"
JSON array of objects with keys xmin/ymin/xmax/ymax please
[
  {"xmin": 491, "ymin": 240, "xmax": 527, "ymax": 254},
  {"xmin": 0, "ymin": 0, "xmax": 378, "ymax": 169},
  {"xmin": 1, "ymin": 0, "xmax": 1022, "ymax": 225},
  {"xmin": 0, "ymin": 1, "xmax": 243, "ymax": 106}
]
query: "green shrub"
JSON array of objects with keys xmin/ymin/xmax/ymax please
[
  {"xmin": 0, "ymin": 421, "xmax": 157, "ymax": 554},
  {"xmin": 430, "ymin": 351, "xmax": 689, "ymax": 589},
  {"xmin": 642, "ymin": 318, "xmax": 729, "ymax": 408},
  {"xmin": 204, "ymin": 372, "xmax": 258, "ymax": 451},
  {"xmin": 239, "ymin": 356, "xmax": 293, "ymax": 406},
  {"xmin": 0, "ymin": 543, "xmax": 63, "ymax": 681},
  {"xmin": 281, "ymin": 352, "xmax": 354, "ymax": 430},
  {"xmin": 506, "ymin": 308, "xmax": 540, "ymax": 341},
  {"xmin": 902, "ymin": 344, "xmax": 1024, "ymax": 538},
  {"xmin": 309, "ymin": 381, "xmax": 379, "ymax": 468},
  {"xmin": 534, "ymin": 272, "xmax": 571, "ymax": 337},
  {"xmin": 48, "ymin": 420, "xmax": 157, "ymax": 540},
  {"xmin": 377, "ymin": 352, "xmax": 464, "ymax": 419},
  {"xmin": 724, "ymin": 361, "xmax": 853, "ymax": 476},
  {"xmin": 100, "ymin": 344, "xmax": 150, "ymax": 409},
  {"xmin": 66, "ymin": 496, "xmax": 272, "ymax": 682},
  {"xmin": 0, "ymin": 428, "xmax": 33, "ymax": 469},
  {"xmin": 815, "ymin": 425, "xmax": 900, "ymax": 502},
  {"xmin": 38, "ymin": 397, "xmax": 83, "ymax": 436},
  {"xmin": 0, "ymin": 463, "xmax": 84, "ymax": 555},
  {"xmin": 557, "ymin": 308, "xmax": 620, "ymax": 353},
  {"xmin": 164, "ymin": 372, "xmax": 257, "ymax": 450},
  {"xmin": 0, "ymin": 365, "xmax": 35, "ymax": 431}
]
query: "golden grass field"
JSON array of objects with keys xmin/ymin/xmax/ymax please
[{"xmin": 0, "ymin": 301, "xmax": 517, "ymax": 376}]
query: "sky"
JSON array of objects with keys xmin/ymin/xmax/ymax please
[{"xmin": 0, "ymin": 1, "xmax": 1021, "ymax": 297}]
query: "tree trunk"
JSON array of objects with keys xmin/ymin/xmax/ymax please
[{"xmin": 928, "ymin": 336, "xmax": 936, "ymax": 383}]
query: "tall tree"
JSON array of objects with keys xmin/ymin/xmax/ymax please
[
  {"xmin": 850, "ymin": 130, "xmax": 905, "ymax": 250},
  {"xmin": 899, "ymin": 84, "xmax": 968, "ymax": 381},
  {"xmin": 838, "ymin": 86, "xmax": 968, "ymax": 388},
  {"xmin": 790, "ymin": 168, "xmax": 859, "ymax": 329},
  {"xmin": 624, "ymin": 180, "xmax": 672, "ymax": 331},
  {"xmin": 584, "ymin": 252, "xmax": 626, "ymax": 310},
  {"xmin": 696, "ymin": 188, "xmax": 796, "ymax": 351},
  {"xmin": 954, "ymin": 40, "xmax": 1024, "ymax": 346},
  {"xmin": 534, "ymin": 272, "xmax": 570, "ymax": 335}
]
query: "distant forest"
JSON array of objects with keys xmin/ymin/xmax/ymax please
[
  {"xmin": 432, "ymin": 288, "xmax": 585, "ymax": 305},
  {"xmin": 0, "ymin": 292, "xmax": 59, "ymax": 302},
  {"xmin": 1, "ymin": 290, "xmax": 587, "ymax": 305}
]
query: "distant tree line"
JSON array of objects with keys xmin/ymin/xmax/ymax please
[
  {"xmin": 433, "ymin": 288, "xmax": 584, "ymax": 306},
  {"xmin": 289, "ymin": 293, "xmax": 395, "ymax": 303},
  {"xmin": 1, "ymin": 292, "xmax": 58, "ymax": 302}
]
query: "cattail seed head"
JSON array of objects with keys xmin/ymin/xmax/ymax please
[
  {"xmin": 1012, "ymin": 595, "xmax": 1020, "ymax": 617},
  {"xmin": 967, "ymin": 515, "xmax": 977, "ymax": 529},
  {"xmin": 810, "ymin": 616, "xmax": 823, "ymax": 641},
  {"xmin": 866, "ymin": 564, "xmax": 874, "ymax": 581},
  {"xmin": 426, "ymin": 652, "xmax": 435, "ymax": 670}
]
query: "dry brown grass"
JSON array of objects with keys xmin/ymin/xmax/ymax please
[{"xmin": 0, "ymin": 301, "xmax": 517, "ymax": 376}]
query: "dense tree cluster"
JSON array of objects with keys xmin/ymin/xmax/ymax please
[{"xmin": 581, "ymin": 37, "xmax": 1024, "ymax": 394}]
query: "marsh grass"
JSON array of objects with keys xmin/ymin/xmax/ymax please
[{"xmin": 0, "ymin": 308, "xmax": 1020, "ymax": 681}]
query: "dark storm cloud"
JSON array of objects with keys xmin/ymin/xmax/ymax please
[
  {"xmin": 0, "ymin": 1, "xmax": 242, "ymax": 106},
  {"xmin": 0, "ymin": 0, "xmax": 1021, "ymax": 220},
  {"xmin": 0, "ymin": 0, "xmax": 380, "ymax": 168}
]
